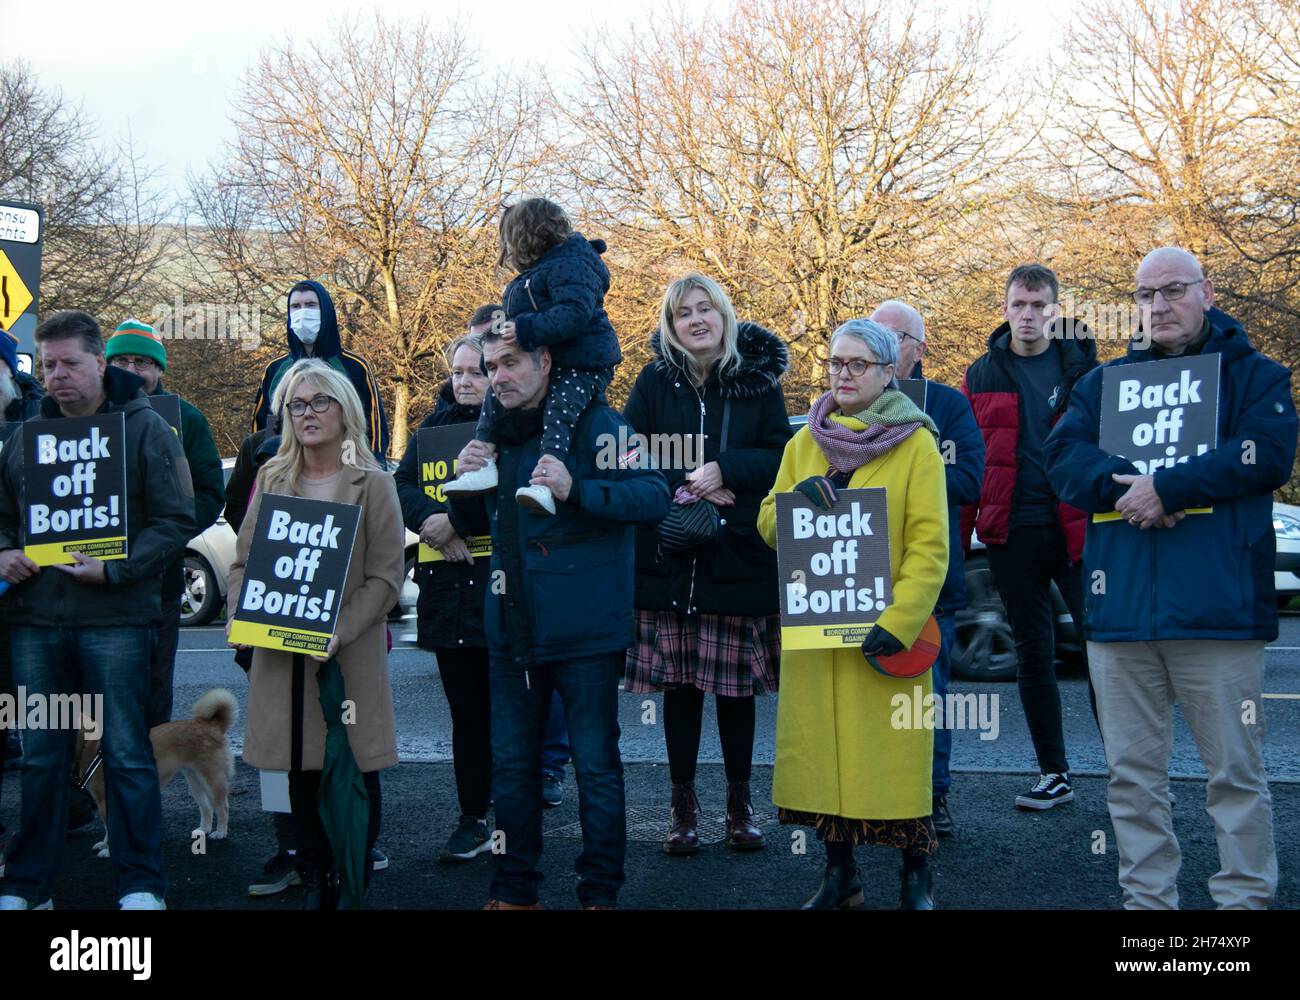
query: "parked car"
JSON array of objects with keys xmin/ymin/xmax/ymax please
[
  {"xmin": 179, "ymin": 458, "xmax": 420, "ymax": 627},
  {"xmin": 784, "ymin": 414, "xmax": 1298, "ymax": 681}
]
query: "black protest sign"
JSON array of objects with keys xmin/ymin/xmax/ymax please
[
  {"xmin": 416, "ymin": 424, "xmax": 492, "ymax": 563},
  {"xmin": 1100, "ymin": 354, "xmax": 1220, "ymax": 473},
  {"xmin": 228, "ymin": 494, "xmax": 361, "ymax": 655},
  {"xmin": 22, "ymin": 412, "xmax": 128, "ymax": 566},
  {"xmin": 775, "ymin": 487, "xmax": 892, "ymax": 650},
  {"xmin": 145, "ymin": 394, "xmax": 182, "ymax": 438},
  {"xmin": 897, "ymin": 379, "xmax": 928, "ymax": 410}
]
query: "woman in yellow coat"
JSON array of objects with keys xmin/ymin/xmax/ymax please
[{"xmin": 758, "ymin": 318, "xmax": 948, "ymax": 909}]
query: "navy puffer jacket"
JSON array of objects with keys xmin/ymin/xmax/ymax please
[
  {"xmin": 504, "ymin": 233, "xmax": 622, "ymax": 371},
  {"xmin": 1045, "ymin": 309, "xmax": 1298, "ymax": 642}
]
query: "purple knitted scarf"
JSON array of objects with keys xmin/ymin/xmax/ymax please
[{"xmin": 807, "ymin": 390, "xmax": 930, "ymax": 475}]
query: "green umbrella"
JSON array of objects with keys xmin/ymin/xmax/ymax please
[{"xmin": 315, "ymin": 656, "xmax": 369, "ymax": 910}]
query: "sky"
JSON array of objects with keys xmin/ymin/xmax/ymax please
[{"xmin": 1, "ymin": 0, "xmax": 1075, "ymax": 207}]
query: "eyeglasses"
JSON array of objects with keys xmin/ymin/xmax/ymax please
[
  {"xmin": 827, "ymin": 358, "xmax": 890, "ymax": 377},
  {"xmin": 1132, "ymin": 279, "xmax": 1206, "ymax": 305},
  {"xmin": 110, "ymin": 356, "xmax": 157, "ymax": 371},
  {"xmin": 286, "ymin": 394, "xmax": 337, "ymax": 417}
]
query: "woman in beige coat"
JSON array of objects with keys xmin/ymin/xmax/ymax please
[{"xmin": 227, "ymin": 358, "xmax": 404, "ymax": 909}]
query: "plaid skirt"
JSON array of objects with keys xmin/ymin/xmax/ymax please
[
  {"xmin": 624, "ymin": 610, "xmax": 780, "ymax": 697},
  {"xmin": 777, "ymin": 810, "xmax": 938, "ymax": 854}
]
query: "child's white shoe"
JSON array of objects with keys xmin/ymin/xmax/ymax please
[
  {"xmin": 442, "ymin": 457, "xmax": 498, "ymax": 497},
  {"xmin": 515, "ymin": 484, "xmax": 556, "ymax": 515}
]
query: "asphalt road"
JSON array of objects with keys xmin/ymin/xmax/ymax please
[{"xmin": 2, "ymin": 615, "xmax": 1296, "ymax": 909}]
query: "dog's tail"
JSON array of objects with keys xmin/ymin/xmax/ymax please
[{"xmin": 191, "ymin": 688, "xmax": 239, "ymax": 733}]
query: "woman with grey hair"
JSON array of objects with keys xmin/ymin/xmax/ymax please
[{"xmin": 758, "ymin": 318, "xmax": 949, "ymax": 909}]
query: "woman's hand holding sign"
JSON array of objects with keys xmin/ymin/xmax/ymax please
[
  {"xmin": 53, "ymin": 551, "xmax": 106, "ymax": 584},
  {"xmin": 0, "ymin": 549, "xmax": 40, "ymax": 584},
  {"xmin": 308, "ymin": 633, "xmax": 340, "ymax": 664},
  {"xmin": 419, "ymin": 513, "xmax": 456, "ymax": 549}
]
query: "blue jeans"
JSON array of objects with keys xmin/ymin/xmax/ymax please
[
  {"xmin": 0, "ymin": 625, "xmax": 164, "ymax": 903},
  {"xmin": 541, "ymin": 689, "xmax": 570, "ymax": 779},
  {"xmin": 489, "ymin": 652, "xmax": 625, "ymax": 907},
  {"xmin": 932, "ymin": 612, "xmax": 956, "ymax": 797}
]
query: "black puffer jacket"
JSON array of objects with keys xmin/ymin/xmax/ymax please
[
  {"xmin": 504, "ymin": 232, "xmax": 622, "ymax": 371},
  {"xmin": 623, "ymin": 322, "xmax": 792, "ymax": 617},
  {"xmin": 394, "ymin": 381, "xmax": 490, "ymax": 650}
]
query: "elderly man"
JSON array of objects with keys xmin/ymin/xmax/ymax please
[
  {"xmin": 1046, "ymin": 247, "xmax": 1297, "ymax": 909},
  {"xmin": 869, "ymin": 301, "xmax": 984, "ymax": 837},
  {"xmin": 449, "ymin": 330, "xmax": 668, "ymax": 910}
]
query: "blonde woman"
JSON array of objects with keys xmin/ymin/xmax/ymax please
[
  {"xmin": 623, "ymin": 273, "xmax": 791, "ymax": 855},
  {"xmin": 228, "ymin": 358, "xmax": 404, "ymax": 909}
]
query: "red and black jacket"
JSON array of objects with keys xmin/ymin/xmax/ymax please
[{"xmin": 960, "ymin": 322, "xmax": 1097, "ymax": 562}]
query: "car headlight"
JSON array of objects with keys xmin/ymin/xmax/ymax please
[{"xmin": 1274, "ymin": 514, "xmax": 1300, "ymax": 540}]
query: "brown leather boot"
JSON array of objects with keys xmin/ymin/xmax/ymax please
[
  {"xmin": 725, "ymin": 781, "xmax": 765, "ymax": 850},
  {"xmin": 664, "ymin": 782, "xmax": 701, "ymax": 855}
]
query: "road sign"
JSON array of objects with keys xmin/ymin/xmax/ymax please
[
  {"xmin": 0, "ymin": 200, "xmax": 43, "ymax": 371},
  {"xmin": 0, "ymin": 249, "xmax": 35, "ymax": 332}
]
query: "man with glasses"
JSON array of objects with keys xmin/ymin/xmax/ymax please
[
  {"xmin": 1046, "ymin": 247, "xmax": 1296, "ymax": 908},
  {"xmin": 106, "ymin": 320, "xmax": 225, "ymax": 727},
  {"xmin": 870, "ymin": 301, "xmax": 983, "ymax": 836},
  {"xmin": 961, "ymin": 265, "xmax": 1097, "ymax": 811}
]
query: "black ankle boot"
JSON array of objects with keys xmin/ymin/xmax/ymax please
[
  {"xmin": 801, "ymin": 863, "xmax": 863, "ymax": 910},
  {"xmin": 899, "ymin": 855, "xmax": 934, "ymax": 910},
  {"xmin": 302, "ymin": 871, "xmax": 339, "ymax": 911}
]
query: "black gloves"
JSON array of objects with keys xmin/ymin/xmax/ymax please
[
  {"xmin": 794, "ymin": 476, "xmax": 839, "ymax": 511},
  {"xmin": 861, "ymin": 625, "xmax": 904, "ymax": 659}
]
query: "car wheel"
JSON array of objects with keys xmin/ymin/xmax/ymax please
[
  {"xmin": 180, "ymin": 554, "xmax": 221, "ymax": 627},
  {"xmin": 951, "ymin": 560, "xmax": 1019, "ymax": 682}
]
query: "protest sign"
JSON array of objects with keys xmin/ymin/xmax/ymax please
[
  {"xmin": 1097, "ymin": 354, "xmax": 1220, "ymax": 521},
  {"xmin": 22, "ymin": 412, "xmax": 128, "ymax": 565},
  {"xmin": 775, "ymin": 487, "xmax": 892, "ymax": 650},
  {"xmin": 416, "ymin": 424, "xmax": 492, "ymax": 563},
  {"xmin": 897, "ymin": 379, "xmax": 928, "ymax": 410},
  {"xmin": 227, "ymin": 494, "xmax": 360, "ymax": 655},
  {"xmin": 145, "ymin": 393, "xmax": 182, "ymax": 438}
]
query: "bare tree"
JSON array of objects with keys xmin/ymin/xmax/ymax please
[
  {"xmin": 560, "ymin": 0, "xmax": 1031, "ymax": 400},
  {"xmin": 0, "ymin": 62, "xmax": 171, "ymax": 318},
  {"xmin": 189, "ymin": 14, "xmax": 546, "ymax": 455}
]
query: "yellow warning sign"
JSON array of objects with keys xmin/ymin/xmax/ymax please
[{"xmin": 0, "ymin": 248, "xmax": 34, "ymax": 332}]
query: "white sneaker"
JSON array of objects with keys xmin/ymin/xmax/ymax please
[
  {"xmin": 515, "ymin": 484, "xmax": 556, "ymax": 515},
  {"xmin": 441, "ymin": 457, "xmax": 498, "ymax": 497},
  {"xmin": 119, "ymin": 892, "xmax": 166, "ymax": 910},
  {"xmin": 0, "ymin": 894, "xmax": 52, "ymax": 909}
]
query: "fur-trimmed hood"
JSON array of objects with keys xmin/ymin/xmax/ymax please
[{"xmin": 650, "ymin": 320, "xmax": 788, "ymax": 400}]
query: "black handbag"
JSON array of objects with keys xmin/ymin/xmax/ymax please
[{"xmin": 655, "ymin": 400, "xmax": 730, "ymax": 555}]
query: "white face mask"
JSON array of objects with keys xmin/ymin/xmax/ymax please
[{"xmin": 291, "ymin": 308, "xmax": 321, "ymax": 345}]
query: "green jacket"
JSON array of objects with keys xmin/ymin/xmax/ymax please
[{"xmin": 155, "ymin": 382, "xmax": 225, "ymax": 600}]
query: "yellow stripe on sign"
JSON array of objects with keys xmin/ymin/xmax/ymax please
[
  {"xmin": 25, "ymin": 537, "xmax": 128, "ymax": 566},
  {"xmin": 418, "ymin": 535, "xmax": 494, "ymax": 563},
  {"xmin": 1093, "ymin": 507, "xmax": 1213, "ymax": 523},
  {"xmin": 228, "ymin": 620, "xmax": 333, "ymax": 655},
  {"xmin": 780, "ymin": 623, "xmax": 875, "ymax": 651}
]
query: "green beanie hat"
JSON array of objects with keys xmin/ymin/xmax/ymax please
[{"xmin": 106, "ymin": 319, "xmax": 167, "ymax": 370}]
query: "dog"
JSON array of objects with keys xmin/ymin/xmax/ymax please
[{"xmin": 76, "ymin": 688, "xmax": 238, "ymax": 858}]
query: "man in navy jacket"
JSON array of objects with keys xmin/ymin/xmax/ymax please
[
  {"xmin": 872, "ymin": 301, "xmax": 984, "ymax": 837},
  {"xmin": 1046, "ymin": 247, "xmax": 1297, "ymax": 909},
  {"xmin": 450, "ymin": 330, "xmax": 668, "ymax": 910}
]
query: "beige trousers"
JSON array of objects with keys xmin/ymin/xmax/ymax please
[{"xmin": 1088, "ymin": 639, "xmax": 1277, "ymax": 910}]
